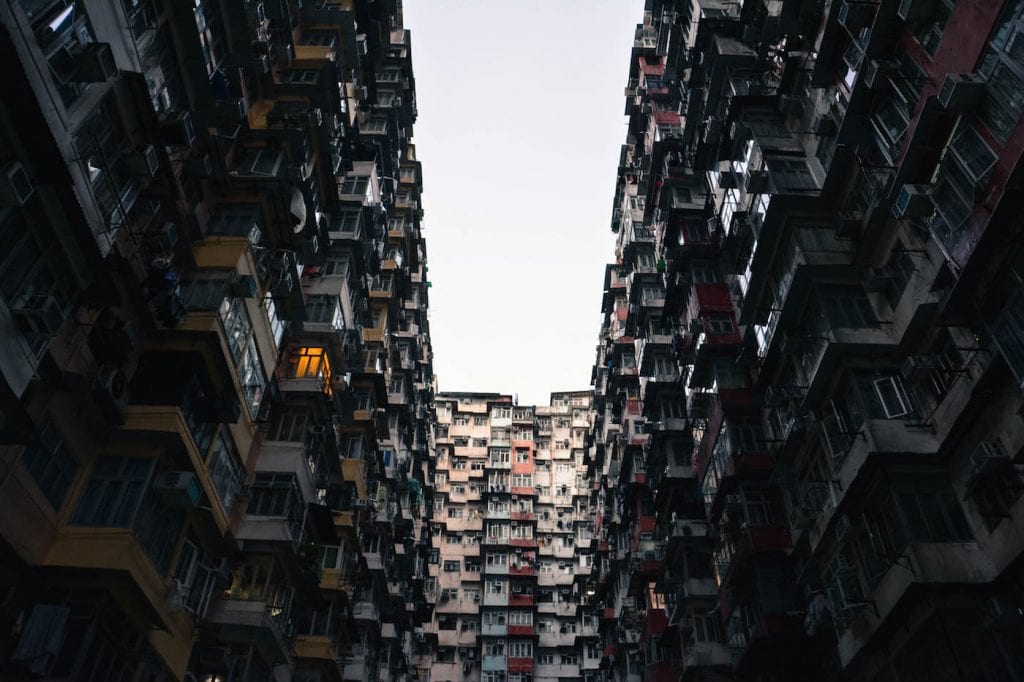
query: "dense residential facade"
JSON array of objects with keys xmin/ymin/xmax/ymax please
[
  {"xmin": 425, "ymin": 391, "xmax": 601, "ymax": 682},
  {"xmin": 586, "ymin": 0, "xmax": 1024, "ymax": 681},
  {"xmin": 4, "ymin": 0, "xmax": 1024, "ymax": 680},
  {"xmin": 0, "ymin": 1, "xmax": 436, "ymax": 681}
]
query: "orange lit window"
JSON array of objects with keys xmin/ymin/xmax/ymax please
[{"xmin": 291, "ymin": 347, "xmax": 332, "ymax": 395}]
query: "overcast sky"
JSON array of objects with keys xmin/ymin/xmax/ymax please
[{"xmin": 402, "ymin": 0, "xmax": 640, "ymax": 406}]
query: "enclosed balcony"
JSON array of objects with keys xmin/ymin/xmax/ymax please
[{"xmin": 206, "ymin": 558, "xmax": 295, "ymax": 668}]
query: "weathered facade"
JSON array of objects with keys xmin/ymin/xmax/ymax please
[
  {"xmin": 0, "ymin": 1, "xmax": 436, "ymax": 680},
  {"xmin": 586, "ymin": 0, "xmax": 1024, "ymax": 680}
]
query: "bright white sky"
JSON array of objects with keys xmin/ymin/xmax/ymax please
[{"xmin": 403, "ymin": 0, "xmax": 640, "ymax": 406}]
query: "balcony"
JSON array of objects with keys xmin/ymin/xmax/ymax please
[
  {"xmin": 482, "ymin": 621, "xmax": 507, "ymax": 637},
  {"xmin": 43, "ymin": 526, "xmax": 193, "ymax": 652},
  {"xmin": 293, "ymin": 633, "xmax": 343, "ymax": 677},
  {"xmin": 508, "ymin": 592, "xmax": 534, "ymax": 607},
  {"xmin": 351, "ymin": 597, "xmax": 379, "ymax": 622},
  {"xmin": 120, "ymin": 405, "xmax": 231, "ymax": 534},
  {"xmin": 483, "ymin": 591, "xmax": 508, "ymax": 607},
  {"xmin": 670, "ymin": 518, "xmax": 709, "ymax": 541},
  {"xmin": 508, "ymin": 657, "xmax": 534, "ymax": 673},
  {"xmin": 681, "ymin": 641, "xmax": 733, "ymax": 673},
  {"xmin": 678, "ymin": 577, "xmax": 718, "ymax": 600},
  {"xmin": 206, "ymin": 598, "xmax": 292, "ymax": 666}
]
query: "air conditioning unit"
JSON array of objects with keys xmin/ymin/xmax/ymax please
[
  {"xmin": 0, "ymin": 161, "xmax": 33, "ymax": 206},
  {"xmin": 893, "ymin": 184, "xmax": 934, "ymax": 218},
  {"xmin": 938, "ymin": 73, "xmax": 986, "ymax": 111},
  {"xmin": 154, "ymin": 471, "xmax": 202, "ymax": 508},
  {"xmin": 126, "ymin": 144, "xmax": 159, "ymax": 177},
  {"xmin": 899, "ymin": 354, "xmax": 938, "ymax": 383},
  {"xmin": 971, "ymin": 439, "xmax": 1009, "ymax": 476},
  {"xmin": 72, "ymin": 43, "xmax": 117, "ymax": 82},
  {"xmin": 91, "ymin": 365, "xmax": 129, "ymax": 423},
  {"xmin": 11, "ymin": 295, "xmax": 63, "ymax": 336}
]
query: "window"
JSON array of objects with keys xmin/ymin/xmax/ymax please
[
  {"xmin": 872, "ymin": 375, "xmax": 911, "ymax": 418},
  {"xmin": 305, "ymin": 295, "xmax": 341, "ymax": 326},
  {"xmin": 511, "ymin": 474, "xmax": 532, "ymax": 488},
  {"xmin": 708, "ymin": 313, "xmax": 734, "ymax": 335},
  {"xmin": 561, "ymin": 653, "xmax": 578, "ymax": 665},
  {"xmin": 338, "ymin": 176, "xmax": 370, "ymax": 197},
  {"xmin": 515, "ymin": 449, "xmax": 530, "ymax": 463},
  {"xmin": 71, "ymin": 457, "xmax": 182, "ymax": 573},
  {"xmin": 363, "ymin": 117, "xmax": 387, "ymax": 134},
  {"xmin": 443, "ymin": 560, "xmax": 460, "ymax": 572},
  {"xmin": 508, "ymin": 610, "xmax": 533, "ymax": 625},
  {"xmin": 474, "ymin": 416, "xmax": 488, "ymax": 426},
  {"xmin": 207, "ymin": 429, "xmax": 245, "ymax": 514},
  {"xmin": 237, "ymin": 148, "xmax": 282, "ymax": 176},
  {"xmin": 484, "ymin": 640, "xmax": 505, "ymax": 656},
  {"xmin": 765, "ymin": 157, "xmax": 818, "ymax": 192},
  {"xmin": 508, "ymin": 641, "xmax": 532, "ymax": 657},
  {"xmin": 21, "ymin": 420, "xmax": 76, "ymax": 510},
  {"xmin": 484, "ymin": 610, "xmax": 507, "ymax": 625},
  {"xmin": 744, "ymin": 490, "xmax": 786, "ymax": 526},
  {"xmin": 220, "ymin": 298, "xmax": 266, "ymax": 417},
  {"xmin": 262, "ymin": 294, "xmax": 286, "ymax": 349},
  {"xmin": 72, "ymin": 457, "xmax": 155, "ymax": 527},
  {"xmin": 861, "ymin": 474, "xmax": 971, "ymax": 579},
  {"xmin": 270, "ymin": 410, "xmax": 309, "ymax": 442},
  {"xmin": 446, "ymin": 533, "xmax": 461, "ymax": 544},
  {"xmin": 182, "ymin": 273, "xmax": 230, "ymax": 311},
  {"xmin": 287, "ymin": 69, "xmax": 319, "ymax": 83},
  {"xmin": 248, "ymin": 474, "xmax": 303, "ymax": 526},
  {"xmin": 819, "ymin": 287, "xmax": 876, "ymax": 329},
  {"xmin": 883, "ymin": 245, "xmax": 916, "ymax": 310}
]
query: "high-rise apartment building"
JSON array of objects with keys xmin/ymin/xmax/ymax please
[
  {"xmin": 586, "ymin": 0, "xmax": 1024, "ymax": 681},
  {"xmin": 426, "ymin": 391, "xmax": 601, "ymax": 682},
  {"xmin": 4, "ymin": 0, "xmax": 1024, "ymax": 681},
  {"xmin": 0, "ymin": 1, "xmax": 437, "ymax": 681}
]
